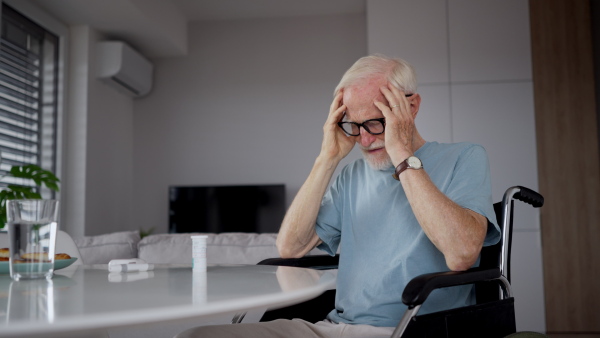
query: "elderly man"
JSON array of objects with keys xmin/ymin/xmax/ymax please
[{"xmin": 176, "ymin": 55, "xmax": 500, "ymax": 338}]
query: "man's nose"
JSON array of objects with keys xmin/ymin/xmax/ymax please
[{"xmin": 359, "ymin": 127, "xmax": 376, "ymax": 147}]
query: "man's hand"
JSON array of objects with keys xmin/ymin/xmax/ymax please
[
  {"xmin": 373, "ymin": 84, "xmax": 420, "ymax": 165},
  {"xmin": 320, "ymin": 91, "xmax": 356, "ymax": 163}
]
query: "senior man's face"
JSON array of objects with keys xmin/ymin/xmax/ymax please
[{"xmin": 342, "ymin": 76, "xmax": 393, "ymax": 170}]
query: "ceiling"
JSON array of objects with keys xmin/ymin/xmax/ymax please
[
  {"xmin": 27, "ymin": 0, "xmax": 366, "ymax": 58},
  {"xmin": 170, "ymin": 0, "xmax": 365, "ymax": 22}
]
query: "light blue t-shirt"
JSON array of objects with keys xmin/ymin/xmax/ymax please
[{"xmin": 315, "ymin": 141, "xmax": 500, "ymax": 327}]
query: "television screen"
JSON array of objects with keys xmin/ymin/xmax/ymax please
[{"xmin": 169, "ymin": 184, "xmax": 286, "ymax": 233}]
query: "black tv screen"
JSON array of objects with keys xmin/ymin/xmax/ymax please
[{"xmin": 169, "ymin": 184, "xmax": 286, "ymax": 233}]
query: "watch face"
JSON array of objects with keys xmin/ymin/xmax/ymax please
[{"xmin": 408, "ymin": 156, "xmax": 422, "ymax": 169}]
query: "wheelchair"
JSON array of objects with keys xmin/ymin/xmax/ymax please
[{"xmin": 258, "ymin": 186, "xmax": 544, "ymax": 338}]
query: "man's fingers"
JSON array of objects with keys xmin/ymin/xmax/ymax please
[
  {"xmin": 374, "ymin": 100, "xmax": 392, "ymax": 119},
  {"xmin": 379, "ymin": 86, "xmax": 403, "ymax": 110},
  {"xmin": 380, "ymin": 85, "xmax": 411, "ymax": 116},
  {"xmin": 325, "ymin": 91, "xmax": 346, "ymax": 129},
  {"xmin": 387, "ymin": 83, "xmax": 405, "ymax": 98},
  {"xmin": 379, "ymin": 86, "xmax": 394, "ymax": 105},
  {"xmin": 324, "ymin": 104, "xmax": 346, "ymax": 133},
  {"xmin": 330, "ymin": 104, "xmax": 346, "ymax": 121},
  {"xmin": 389, "ymin": 84, "xmax": 415, "ymax": 113},
  {"xmin": 329, "ymin": 92, "xmax": 344, "ymax": 116}
]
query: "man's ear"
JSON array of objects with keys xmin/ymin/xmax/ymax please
[{"xmin": 411, "ymin": 93, "xmax": 422, "ymax": 118}]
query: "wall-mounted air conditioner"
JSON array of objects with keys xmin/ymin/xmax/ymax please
[{"xmin": 96, "ymin": 41, "xmax": 154, "ymax": 98}]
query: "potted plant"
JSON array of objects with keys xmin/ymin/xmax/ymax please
[{"xmin": 0, "ymin": 164, "xmax": 60, "ymax": 228}]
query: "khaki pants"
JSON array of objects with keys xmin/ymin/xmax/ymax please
[{"xmin": 174, "ymin": 319, "xmax": 395, "ymax": 338}]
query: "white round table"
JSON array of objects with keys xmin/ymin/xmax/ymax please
[{"xmin": 0, "ymin": 264, "xmax": 336, "ymax": 337}]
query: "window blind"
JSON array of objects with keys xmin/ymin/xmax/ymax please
[{"xmin": 0, "ymin": 4, "xmax": 59, "ymax": 195}]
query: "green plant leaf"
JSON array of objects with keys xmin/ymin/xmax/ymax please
[
  {"xmin": 0, "ymin": 190, "xmax": 10, "ymax": 227},
  {"xmin": 7, "ymin": 185, "xmax": 39, "ymax": 198},
  {"xmin": 9, "ymin": 165, "xmax": 60, "ymax": 192},
  {"xmin": 139, "ymin": 227, "xmax": 155, "ymax": 239},
  {"xmin": 0, "ymin": 165, "xmax": 61, "ymax": 229}
]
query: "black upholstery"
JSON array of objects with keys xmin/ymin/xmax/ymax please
[
  {"xmin": 258, "ymin": 186, "xmax": 544, "ymax": 338},
  {"xmin": 258, "ymin": 254, "xmax": 340, "ymax": 270}
]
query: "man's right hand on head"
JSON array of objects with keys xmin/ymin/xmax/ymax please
[{"xmin": 319, "ymin": 91, "xmax": 356, "ymax": 164}]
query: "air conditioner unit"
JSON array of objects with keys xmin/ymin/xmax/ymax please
[{"xmin": 96, "ymin": 41, "xmax": 154, "ymax": 98}]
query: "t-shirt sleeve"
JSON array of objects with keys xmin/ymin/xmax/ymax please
[
  {"xmin": 446, "ymin": 145, "xmax": 501, "ymax": 246},
  {"xmin": 314, "ymin": 173, "xmax": 344, "ymax": 256}
]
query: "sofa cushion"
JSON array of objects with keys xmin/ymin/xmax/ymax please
[
  {"xmin": 74, "ymin": 231, "xmax": 141, "ymax": 264},
  {"xmin": 138, "ymin": 233, "xmax": 328, "ymax": 265},
  {"xmin": 138, "ymin": 233, "xmax": 279, "ymax": 265}
]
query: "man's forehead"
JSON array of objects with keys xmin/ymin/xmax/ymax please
[
  {"xmin": 343, "ymin": 77, "xmax": 387, "ymax": 101},
  {"xmin": 342, "ymin": 76, "xmax": 387, "ymax": 121}
]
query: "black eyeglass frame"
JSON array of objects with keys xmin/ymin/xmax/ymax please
[
  {"xmin": 337, "ymin": 118, "xmax": 386, "ymax": 136},
  {"xmin": 336, "ymin": 93, "xmax": 414, "ymax": 136}
]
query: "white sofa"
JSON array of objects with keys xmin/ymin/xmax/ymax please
[{"xmin": 73, "ymin": 231, "xmax": 328, "ymax": 266}]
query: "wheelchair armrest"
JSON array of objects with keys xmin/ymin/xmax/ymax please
[
  {"xmin": 257, "ymin": 254, "xmax": 339, "ymax": 270},
  {"xmin": 402, "ymin": 267, "xmax": 501, "ymax": 307}
]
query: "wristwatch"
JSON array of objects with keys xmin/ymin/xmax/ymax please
[{"xmin": 392, "ymin": 156, "xmax": 423, "ymax": 180}]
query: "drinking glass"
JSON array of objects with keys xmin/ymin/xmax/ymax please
[{"xmin": 7, "ymin": 200, "xmax": 59, "ymax": 280}]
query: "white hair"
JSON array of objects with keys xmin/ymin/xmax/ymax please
[{"xmin": 334, "ymin": 54, "xmax": 418, "ymax": 96}]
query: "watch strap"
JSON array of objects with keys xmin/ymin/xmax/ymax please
[{"xmin": 392, "ymin": 160, "xmax": 409, "ymax": 180}]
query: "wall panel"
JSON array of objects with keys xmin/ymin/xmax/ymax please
[
  {"xmin": 448, "ymin": 0, "xmax": 532, "ymax": 82},
  {"xmin": 530, "ymin": 0, "xmax": 600, "ymax": 334},
  {"xmin": 367, "ymin": 0, "xmax": 449, "ymax": 85}
]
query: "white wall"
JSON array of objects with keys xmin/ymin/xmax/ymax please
[
  {"xmin": 366, "ymin": 0, "xmax": 544, "ymax": 332},
  {"xmin": 64, "ymin": 26, "xmax": 135, "ymax": 237},
  {"xmin": 132, "ymin": 14, "xmax": 367, "ymax": 234},
  {"xmin": 85, "ymin": 34, "xmax": 135, "ymax": 236}
]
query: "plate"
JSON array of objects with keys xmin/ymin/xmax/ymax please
[{"xmin": 0, "ymin": 258, "xmax": 78, "ymax": 274}]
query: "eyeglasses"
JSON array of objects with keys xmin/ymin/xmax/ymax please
[
  {"xmin": 337, "ymin": 94, "xmax": 414, "ymax": 136},
  {"xmin": 337, "ymin": 118, "xmax": 385, "ymax": 136}
]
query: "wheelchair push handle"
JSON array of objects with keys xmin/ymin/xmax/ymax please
[{"xmin": 511, "ymin": 186, "xmax": 544, "ymax": 208}]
